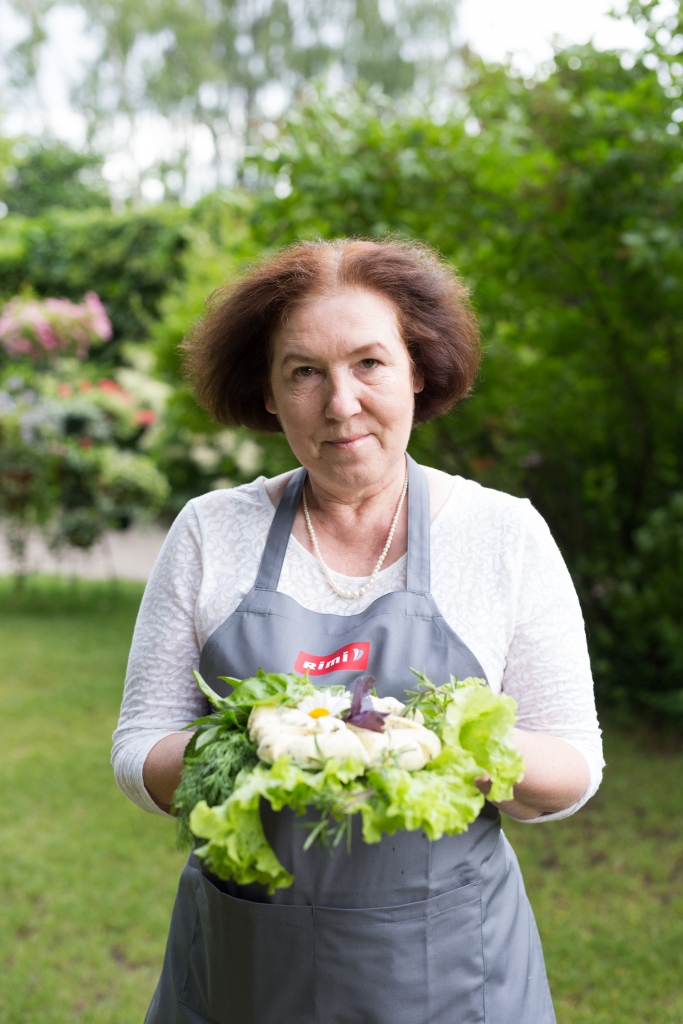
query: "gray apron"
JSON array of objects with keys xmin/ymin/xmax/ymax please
[{"xmin": 146, "ymin": 457, "xmax": 556, "ymax": 1024}]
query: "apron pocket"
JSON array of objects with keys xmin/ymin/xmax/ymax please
[
  {"xmin": 313, "ymin": 880, "xmax": 484, "ymax": 1024},
  {"xmin": 180, "ymin": 867, "xmax": 315, "ymax": 1024}
]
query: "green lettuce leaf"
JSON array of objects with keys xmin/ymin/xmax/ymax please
[
  {"xmin": 362, "ymin": 744, "xmax": 485, "ymax": 842},
  {"xmin": 442, "ymin": 678, "xmax": 525, "ymax": 802},
  {"xmin": 219, "ymin": 669, "xmax": 314, "ymax": 709},
  {"xmin": 189, "ymin": 766, "xmax": 294, "ymax": 894}
]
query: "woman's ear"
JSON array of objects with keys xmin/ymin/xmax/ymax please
[
  {"xmin": 264, "ymin": 389, "xmax": 277, "ymax": 415},
  {"xmin": 413, "ymin": 370, "xmax": 425, "ymax": 394}
]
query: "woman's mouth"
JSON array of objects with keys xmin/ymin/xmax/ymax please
[{"xmin": 324, "ymin": 434, "xmax": 371, "ymax": 450}]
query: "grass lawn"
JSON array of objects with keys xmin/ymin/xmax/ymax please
[{"xmin": 0, "ymin": 577, "xmax": 682, "ymax": 1024}]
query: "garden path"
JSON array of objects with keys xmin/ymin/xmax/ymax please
[{"xmin": 0, "ymin": 525, "xmax": 168, "ymax": 581}]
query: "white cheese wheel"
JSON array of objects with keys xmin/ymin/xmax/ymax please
[
  {"xmin": 385, "ymin": 715, "xmax": 442, "ymax": 761},
  {"xmin": 256, "ymin": 727, "xmax": 368, "ymax": 766},
  {"xmin": 386, "ymin": 731, "xmax": 428, "ymax": 771}
]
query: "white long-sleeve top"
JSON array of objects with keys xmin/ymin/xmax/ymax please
[{"xmin": 112, "ymin": 471, "xmax": 604, "ymax": 821}]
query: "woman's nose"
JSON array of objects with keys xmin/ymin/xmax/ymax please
[{"xmin": 324, "ymin": 372, "xmax": 362, "ymax": 421}]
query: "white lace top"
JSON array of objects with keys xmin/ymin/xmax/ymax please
[{"xmin": 112, "ymin": 472, "xmax": 604, "ymax": 822}]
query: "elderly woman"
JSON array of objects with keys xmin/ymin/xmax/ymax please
[{"xmin": 113, "ymin": 239, "xmax": 603, "ymax": 1024}]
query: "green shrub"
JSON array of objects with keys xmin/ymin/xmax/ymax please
[
  {"xmin": 0, "ymin": 360, "xmax": 169, "ymax": 575},
  {"xmin": 0, "ymin": 206, "xmax": 189, "ymax": 353}
]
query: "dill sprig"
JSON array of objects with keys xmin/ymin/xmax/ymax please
[{"xmin": 172, "ymin": 728, "xmax": 259, "ymax": 847}]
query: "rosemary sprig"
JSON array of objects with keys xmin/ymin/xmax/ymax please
[{"xmin": 400, "ymin": 669, "xmax": 462, "ymax": 735}]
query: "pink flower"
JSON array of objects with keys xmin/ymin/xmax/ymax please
[
  {"xmin": 34, "ymin": 318, "xmax": 60, "ymax": 351},
  {"xmin": 45, "ymin": 298, "xmax": 74, "ymax": 315},
  {"xmin": 0, "ymin": 313, "xmax": 21, "ymax": 336},
  {"xmin": 84, "ymin": 292, "xmax": 113, "ymax": 341},
  {"xmin": 3, "ymin": 336, "xmax": 33, "ymax": 355},
  {"xmin": 0, "ymin": 292, "xmax": 113, "ymax": 361},
  {"xmin": 57, "ymin": 384, "xmax": 73, "ymax": 398}
]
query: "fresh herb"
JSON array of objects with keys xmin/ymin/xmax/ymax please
[
  {"xmin": 172, "ymin": 731, "xmax": 259, "ymax": 846},
  {"xmin": 401, "ymin": 669, "xmax": 463, "ymax": 735},
  {"xmin": 342, "ymin": 674, "xmax": 388, "ymax": 732}
]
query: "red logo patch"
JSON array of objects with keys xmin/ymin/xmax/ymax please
[{"xmin": 294, "ymin": 642, "xmax": 370, "ymax": 676}]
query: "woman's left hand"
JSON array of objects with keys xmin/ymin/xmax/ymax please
[{"xmin": 475, "ymin": 728, "xmax": 591, "ymax": 820}]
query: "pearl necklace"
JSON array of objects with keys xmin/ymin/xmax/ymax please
[{"xmin": 302, "ymin": 465, "xmax": 409, "ymax": 601}]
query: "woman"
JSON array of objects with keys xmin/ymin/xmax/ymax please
[{"xmin": 113, "ymin": 239, "xmax": 603, "ymax": 1024}]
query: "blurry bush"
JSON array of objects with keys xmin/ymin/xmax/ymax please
[
  {"xmin": 0, "ymin": 291, "xmax": 112, "ymax": 360},
  {"xmin": 0, "ymin": 140, "xmax": 110, "ymax": 217},
  {"xmin": 0, "ymin": 206, "xmax": 189, "ymax": 352},
  {"xmin": 0, "ymin": 295, "xmax": 169, "ymax": 579}
]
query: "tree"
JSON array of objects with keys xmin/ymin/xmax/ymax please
[
  {"xmin": 0, "ymin": 140, "xmax": 109, "ymax": 216},
  {"xmin": 5, "ymin": 0, "xmax": 461, "ymax": 197},
  {"xmin": 244, "ymin": 2, "xmax": 683, "ymax": 719}
]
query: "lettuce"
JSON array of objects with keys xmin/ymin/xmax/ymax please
[
  {"xmin": 442, "ymin": 678, "xmax": 524, "ymax": 803},
  {"xmin": 190, "ymin": 766, "xmax": 294, "ymax": 893},
  {"xmin": 362, "ymin": 746, "xmax": 485, "ymax": 842},
  {"xmin": 184, "ymin": 672, "xmax": 525, "ymax": 893}
]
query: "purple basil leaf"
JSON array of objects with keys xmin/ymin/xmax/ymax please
[
  {"xmin": 348, "ymin": 674, "xmax": 376, "ymax": 718},
  {"xmin": 343, "ymin": 675, "xmax": 388, "ymax": 733},
  {"xmin": 349, "ymin": 709, "xmax": 388, "ymax": 733}
]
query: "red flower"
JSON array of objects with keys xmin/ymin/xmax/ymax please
[
  {"xmin": 135, "ymin": 409, "xmax": 157, "ymax": 426},
  {"xmin": 98, "ymin": 378, "xmax": 132, "ymax": 403},
  {"xmin": 57, "ymin": 383, "xmax": 73, "ymax": 398},
  {"xmin": 98, "ymin": 378, "xmax": 123, "ymax": 394}
]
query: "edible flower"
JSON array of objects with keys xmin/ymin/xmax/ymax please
[{"xmin": 280, "ymin": 688, "xmax": 351, "ymax": 733}]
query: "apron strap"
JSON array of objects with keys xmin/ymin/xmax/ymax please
[
  {"xmin": 254, "ymin": 455, "xmax": 431, "ymax": 595},
  {"xmin": 405, "ymin": 453, "xmax": 431, "ymax": 595},
  {"xmin": 254, "ymin": 466, "xmax": 307, "ymax": 592}
]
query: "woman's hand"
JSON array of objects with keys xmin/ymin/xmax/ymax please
[
  {"xmin": 143, "ymin": 732, "xmax": 194, "ymax": 813},
  {"xmin": 475, "ymin": 729, "xmax": 591, "ymax": 821}
]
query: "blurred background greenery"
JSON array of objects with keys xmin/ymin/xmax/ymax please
[
  {"xmin": 3, "ymin": 0, "xmax": 683, "ymax": 722},
  {"xmin": 2, "ymin": 0, "xmax": 683, "ymax": 1020}
]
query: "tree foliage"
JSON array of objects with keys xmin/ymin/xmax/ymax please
[
  {"xmin": 244, "ymin": 8, "xmax": 683, "ymax": 719},
  {"xmin": 0, "ymin": 141, "xmax": 109, "ymax": 217},
  {"xmin": 5, "ymin": 0, "xmax": 460, "ymax": 195}
]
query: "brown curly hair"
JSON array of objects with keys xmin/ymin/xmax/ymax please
[{"xmin": 183, "ymin": 238, "xmax": 481, "ymax": 432}]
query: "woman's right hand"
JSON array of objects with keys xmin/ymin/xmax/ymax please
[{"xmin": 143, "ymin": 732, "xmax": 194, "ymax": 813}]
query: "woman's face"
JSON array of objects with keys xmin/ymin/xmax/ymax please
[{"xmin": 266, "ymin": 288, "xmax": 423, "ymax": 494}]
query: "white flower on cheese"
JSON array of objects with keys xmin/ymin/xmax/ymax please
[{"xmin": 281, "ymin": 689, "xmax": 351, "ymax": 732}]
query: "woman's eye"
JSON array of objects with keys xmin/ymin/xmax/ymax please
[
  {"xmin": 294, "ymin": 367, "xmax": 316, "ymax": 378},
  {"xmin": 359, "ymin": 359, "xmax": 379, "ymax": 369}
]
